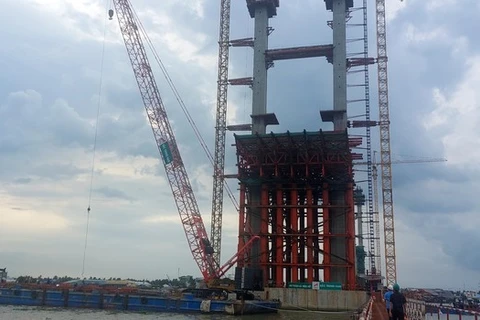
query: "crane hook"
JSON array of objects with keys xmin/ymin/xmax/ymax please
[{"xmin": 108, "ymin": 9, "xmax": 114, "ymax": 20}]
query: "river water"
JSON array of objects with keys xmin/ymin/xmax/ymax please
[
  {"xmin": 0, "ymin": 305, "xmax": 352, "ymax": 320},
  {"xmin": 425, "ymin": 313, "xmax": 477, "ymax": 320}
]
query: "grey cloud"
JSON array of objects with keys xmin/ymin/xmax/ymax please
[
  {"xmin": 443, "ymin": 233, "xmax": 480, "ymax": 272},
  {"xmin": 93, "ymin": 186, "xmax": 135, "ymax": 202},
  {"xmin": 392, "ymin": 163, "xmax": 470, "ymax": 189},
  {"xmin": 393, "ymin": 180, "xmax": 474, "ymax": 218},
  {"xmin": 1, "ymin": 159, "xmax": 87, "ymax": 183},
  {"xmin": 6, "ymin": 186, "xmax": 74, "ymax": 200},
  {"xmin": 32, "ymin": 164, "xmax": 88, "ymax": 180},
  {"xmin": 0, "ymin": 0, "xmax": 220, "ymax": 164},
  {"xmin": 420, "ymin": 217, "xmax": 480, "ymax": 273},
  {"xmin": 13, "ymin": 178, "xmax": 32, "ymax": 185},
  {"xmin": 0, "ymin": 90, "xmax": 92, "ymax": 151},
  {"xmin": 0, "ymin": 88, "xmax": 193, "ymax": 164},
  {"xmin": 401, "ymin": 193, "xmax": 474, "ymax": 216},
  {"xmin": 134, "ymin": 163, "xmax": 160, "ymax": 177}
]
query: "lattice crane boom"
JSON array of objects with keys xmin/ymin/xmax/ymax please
[
  {"xmin": 211, "ymin": 0, "xmax": 232, "ymax": 266},
  {"xmin": 354, "ymin": 158, "xmax": 447, "ymax": 166},
  {"xmin": 375, "ymin": 0, "xmax": 396, "ymax": 286},
  {"xmin": 112, "ymin": 0, "xmax": 217, "ymax": 280},
  {"xmin": 361, "ymin": 0, "xmax": 376, "ymax": 275}
]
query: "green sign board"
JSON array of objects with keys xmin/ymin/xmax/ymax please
[
  {"xmin": 318, "ymin": 282, "xmax": 342, "ymax": 291},
  {"xmin": 287, "ymin": 282, "xmax": 343, "ymax": 290},
  {"xmin": 160, "ymin": 142, "xmax": 173, "ymax": 164},
  {"xmin": 287, "ymin": 282, "xmax": 311, "ymax": 289}
]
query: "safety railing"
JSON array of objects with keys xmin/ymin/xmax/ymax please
[
  {"xmin": 357, "ymin": 295, "xmax": 374, "ymax": 320},
  {"xmin": 406, "ymin": 298, "xmax": 426, "ymax": 320},
  {"xmin": 425, "ymin": 303, "xmax": 480, "ymax": 320}
]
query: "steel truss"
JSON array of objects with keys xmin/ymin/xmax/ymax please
[{"xmin": 234, "ymin": 131, "xmax": 357, "ymax": 289}]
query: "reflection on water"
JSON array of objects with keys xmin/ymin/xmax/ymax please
[{"xmin": 0, "ymin": 305, "xmax": 353, "ymax": 320}]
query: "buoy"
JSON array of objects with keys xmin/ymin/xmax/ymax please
[{"xmin": 108, "ymin": 9, "xmax": 114, "ymax": 20}]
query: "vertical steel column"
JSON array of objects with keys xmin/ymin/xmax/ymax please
[
  {"xmin": 299, "ymin": 190, "xmax": 305, "ymax": 282},
  {"xmin": 322, "ymin": 182, "xmax": 331, "ymax": 282},
  {"xmin": 237, "ymin": 184, "xmax": 246, "ymax": 265},
  {"xmin": 346, "ymin": 181, "xmax": 356, "ymax": 289},
  {"xmin": 260, "ymin": 185, "xmax": 269, "ymax": 286},
  {"xmin": 290, "ymin": 185, "xmax": 298, "ymax": 282},
  {"xmin": 313, "ymin": 191, "xmax": 320, "ymax": 281},
  {"xmin": 330, "ymin": 188, "xmax": 347, "ymax": 285},
  {"xmin": 285, "ymin": 186, "xmax": 292, "ymax": 283},
  {"xmin": 306, "ymin": 187, "xmax": 314, "ymax": 282},
  {"xmin": 276, "ymin": 186, "xmax": 284, "ymax": 286}
]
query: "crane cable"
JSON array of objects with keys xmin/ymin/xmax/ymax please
[
  {"xmin": 128, "ymin": 1, "xmax": 239, "ymax": 211},
  {"xmin": 81, "ymin": 0, "xmax": 110, "ymax": 279}
]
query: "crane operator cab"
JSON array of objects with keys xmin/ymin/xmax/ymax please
[{"xmin": 201, "ymin": 238, "xmax": 214, "ymax": 255}]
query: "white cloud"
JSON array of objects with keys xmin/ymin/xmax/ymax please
[
  {"xmin": 404, "ymin": 24, "xmax": 447, "ymax": 43},
  {"xmin": 426, "ymin": 0, "xmax": 457, "ymax": 11},
  {"xmin": 424, "ymin": 56, "xmax": 480, "ymax": 166},
  {"xmin": 386, "ymin": 0, "xmax": 408, "ymax": 22},
  {"xmin": 29, "ymin": 0, "xmax": 113, "ymax": 42},
  {"xmin": 0, "ymin": 193, "xmax": 69, "ymax": 232}
]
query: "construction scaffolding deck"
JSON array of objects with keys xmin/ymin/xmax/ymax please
[{"xmin": 234, "ymin": 130, "xmax": 356, "ymax": 290}]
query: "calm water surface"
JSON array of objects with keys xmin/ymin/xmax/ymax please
[{"xmin": 0, "ymin": 305, "xmax": 352, "ymax": 320}]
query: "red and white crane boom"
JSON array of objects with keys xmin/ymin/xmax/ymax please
[
  {"xmin": 112, "ymin": 0, "xmax": 217, "ymax": 279},
  {"xmin": 112, "ymin": 0, "xmax": 255, "ymax": 282}
]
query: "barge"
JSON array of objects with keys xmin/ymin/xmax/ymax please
[{"xmin": 0, "ymin": 285, "xmax": 279, "ymax": 315}]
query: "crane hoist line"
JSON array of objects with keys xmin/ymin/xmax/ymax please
[{"xmin": 110, "ymin": 0, "xmax": 256, "ymax": 282}]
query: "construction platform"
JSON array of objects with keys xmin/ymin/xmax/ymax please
[{"xmin": 234, "ymin": 130, "xmax": 356, "ymax": 290}]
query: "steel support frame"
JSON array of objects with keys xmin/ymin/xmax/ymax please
[{"xmin": 235, "ymin": 132, "xmax": 356, "ymax": 289}]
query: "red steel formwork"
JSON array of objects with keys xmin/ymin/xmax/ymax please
[{"xmin": 235, "ymin": 130, "xmax": 356, "ymax": 290}]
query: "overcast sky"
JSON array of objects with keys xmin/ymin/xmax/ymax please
[{"xmin": 0, "ymin": 0, "xmax": 478, "ymax": 291}]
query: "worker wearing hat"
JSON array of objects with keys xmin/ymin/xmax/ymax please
[
  {"xmin": 389, "ymin": 283, "xmax": 407, "ymax": 320},
  {"xmin": 384, "ymin": 284, "xmax": 394, "ymax": 320}
]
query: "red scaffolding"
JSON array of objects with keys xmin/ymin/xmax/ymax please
[{"xmin": 234, "ymin": 130, "xmax": 356, "ymax": 290}]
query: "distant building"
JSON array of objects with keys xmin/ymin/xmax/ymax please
[
  {"xmin": 464, "ymin": 291, "xmax": 477, "ymax": 299},
  {"xmin": 0, "ymin": 268, "xmax": 7, "ymax": 282}
]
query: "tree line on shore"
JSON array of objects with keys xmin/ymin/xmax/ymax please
[{"xmin": 14, "ymin": 275, "xmax": 198, "ymax": 288}]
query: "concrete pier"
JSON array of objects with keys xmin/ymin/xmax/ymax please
[{"xmin": 256, "ymin": 288, "xmax": 368, "ymax": 311}]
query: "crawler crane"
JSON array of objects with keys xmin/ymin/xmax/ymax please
[{"xmin": 110, "ymin": 0, "xmax": 256, "ymax": 286}]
